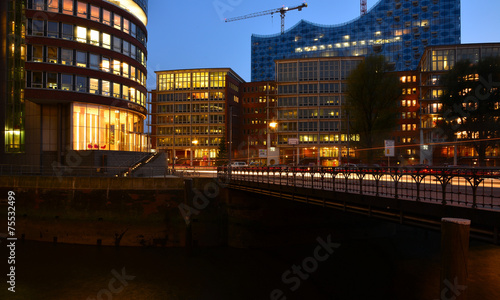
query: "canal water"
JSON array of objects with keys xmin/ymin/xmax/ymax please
[{"xmin": 2, "ymin": 222, "xmax": 500, "ymax": 300}]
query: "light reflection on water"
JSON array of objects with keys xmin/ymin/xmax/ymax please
[{"xmin": 2, "ymin": 228, "xmax": 500, "ymax": 300}]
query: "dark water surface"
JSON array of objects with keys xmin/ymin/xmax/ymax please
[{"xmin": 2, "ymin": 225, "xmax": 500, "ymax": 300}]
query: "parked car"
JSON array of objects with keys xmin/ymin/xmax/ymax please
[{"xmin": 229, "ymin": 161, "xmax": 248, "ymax": 168}]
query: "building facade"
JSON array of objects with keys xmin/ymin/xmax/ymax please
[
  {"xmin": 1, "ymin": 0, "xmax": 149, "ymax": 168},
  {"xmin": 251, "ymin": 0, "xmax": 461, "ymax": 81},
  {"xmin": 151, "ymin": 68, "xmax": 245, "ymax": 166},
  {"xmin": 241, "ymin": 81, "xmax": 277, "ymax": 165},
  {"xmin": 418, "ymin": 43, "xmax": 500, "ymax": 166},
  {"xmin": 274, "ymin": 56, "xmax": 363, "ymax": 166}
]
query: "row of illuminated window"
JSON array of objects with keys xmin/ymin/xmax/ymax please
[
  {"xmin": 242, "ymin": 85, "xmax": 276, "ymax": 93},
  {"xmin": 277, "ymin": 60, "xmax": 360, "ymax": 82},
  {"xmin": 156, "ymin": 126, "xmax": 225, "ymax": 135},
  {"xmin": 153, "ymin": 115, "xmax": 225, "ymax": 124},
  {"xmin": 28, "ymin": 45, "xmax": 146, "ymax": 86},
  {"xmin": 400, "ymin": 99, "xmax": 418, "ymax": 107},
  {"xmin": 28, "ymin": 0, "xmax": 147, "ymax": 45},
  {"xmin": 278, "ymin": 134, "xmax": 359, "ymax": 145},
  {"xmin": 278, "ymin": 109, "xmax": 341, "ymax": 119},
  {"xmin": 155, "ymin": 103, "xmax": 225, "ymax": 114},
  {"xmin": 278, "ymin": 96, "xmax": 344, "ymax": 107},
  {"xmin": 157, "ymin": 72, "xmax": 227, "ymax": 91},
  {"xmin": 278, "ymin": 83, "xmax": 348, "ymax": 95},
  {"xmin": 27, "ymin": 20, "xmax": 146, "ymax": 67},
  {"xmin": 400, "ymin": 137, "xmax": 416, "ymax": 144},
  {"xmin": 156, "ymin": 92, "xmax": 225, "ymax": 102},
  {"xmin": 27, "ymin": 71, "xmax": 146, "ymax": 106},
  {"xmin": 275, "ymin": 121, "xmax": 341, "ymax": 132},
  {"xmin": 421, "ymin": 103, "xmax": 443, "ymax": 114},
  {"xmin": 157, "ymin": 138, "xmax": 222, "ymax": 148},
  {"xmin": 401, "ymin": 124, "xmax": 418, "ymax": 131},
  {"xmin": 400, "ymin": 112, "xmax": 418, "ymax": 120},
  {"xmin": 402, "ymin": 88, "xmax": 417, "ymax": 95},
  {"xmin": 400, "ymin": 75, "xmax": 417, "ymax": 83},
  {"xmin": 242, "ymin": 96, "xmax": 276, "ymax": 104}
]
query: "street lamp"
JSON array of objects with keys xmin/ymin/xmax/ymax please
[
  {"xmin": 268, "ymin": 120, "xmax": 278, "ymax": 165},
  {"xmin": 191, "ymin": 138, "xmax": 199, "ymax": 167}
]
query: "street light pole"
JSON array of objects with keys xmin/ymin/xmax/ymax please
[{"xmin": 229, "ymin": 105, "xmax": 233, "ymax": 166}]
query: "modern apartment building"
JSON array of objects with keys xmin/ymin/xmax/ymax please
[{"xmin": 1, "ymin": 0, "xmax": 149, "ymax": 168}]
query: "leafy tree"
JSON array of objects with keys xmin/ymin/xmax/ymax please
[
  {"xmin": 215, "ymin": 135, "xmax": 228, "ymax": 166},
  {"xmin": 437, "ymin": 57, "xmax": 500, "ymax": 166},
  {"xmin": 346, "ymin": 55, "xmax": 402, "ymax": 163}
]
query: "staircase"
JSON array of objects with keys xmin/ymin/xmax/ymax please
[{"xmin": 121, "ymin": 152, "xmax": 167, "ymax": 177}]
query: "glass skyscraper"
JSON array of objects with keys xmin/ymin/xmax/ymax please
[{"xmin": 251, "ymin": 0, "xmax": 461, "ymax": 81}]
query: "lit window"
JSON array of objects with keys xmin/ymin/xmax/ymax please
[
  {"xmin": 47, "ymin": 47, "xmax": 58, "ymax": 63},
  {"xmin": 90, "ymin": 29, "xmax": 100, "ymax": 46},
  {"xmin": 48, "ymin": 0, "xmax": 59, "ymax": 12},
  {"xmin": 47, "ymin": 73, "xmax": 58, "ymax": 89},
  {"xmin": 113, "ymin": 83, "xmax": 121, "ymax": 98},
  {"xmin": 130, "ymin": 87, "xmax": 136, "ymax": 102},
  {"xmin": 123, "ymin": 19, "xmax": 130, "ymax": 34},
  {"xmin": 90, "ymin": 54, "xmax": 99, "ymax": 70},
  {"xmin": 130, "ymin": 66, "xmax": 136, "ymax": 81},
  {"xmin": 76, "ymin": 26, "xmax": 87, "ymax": 43},
  {"xmin": 90, "ymin": 78, "xmax": 99, "ymax": 94},
  {"xmin": 101, "ymin": 57, "xmax": 110, "ymax": 72},
  {"xmin": 122, "ymin": 62, "xmax": 129, "ymax": 78},
  {"xmin": 113, "ymin": 14, "xmax": 122, "ymax": 30},
  {"xmin": 401, "ymin": 76, "xmax": 406, "ymax": 83},
  {"xmin": 113, "ymin": 60, "xmax": 121, "ymax": 75},
  {"xmin": 90, "ymin": 5, "xmax": 100, "ymax": 22},
  {"xmin": 102, "ymin": 9, "xmax": 111, "ymax": 26},
  {"xmin": 76, "ymin": 76, "xmax": 87, "ymax": 92},
  {"xmin": 61, "ymin": 48, "xmax": 73, "ymax": 65},
  {"xmin": 102, "ymin": 33, "xmax": 111, "ymax": 49},
  {"xmin": 122, "ymin": 85, "xmax": 129, "ymax": 100},
  {"xmin": 102, "ymin": 80, "xmax": 110, "ymax": 96},
  {"xmin": 32, "ymin": 45, "xmax": 43, "ymax": 62},
  {"xmin": 77, "ymin": 1, "xmax": 87, "ymax": 18},
  {"xmin": 61, "ymin": 74, "xmax": 73, "ymax": 91},
  {"xmin": 62, "ymin": 0, "xmax": 74, "ymax": 15},
  {"xmin": 76, "ymin": 51, "xmax": 87, "ymax": 67}
]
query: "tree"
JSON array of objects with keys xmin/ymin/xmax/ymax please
[
  {"xmin": 215, "ymin": 135, "xmax": 228, "ymax": 166},
  {"xmin": 346, "ymin": 55, "xmax": 402, "ymax": 163},
  {"xmin": 437, "ymin": 57, "xmax": 500, "ymax": 166}
]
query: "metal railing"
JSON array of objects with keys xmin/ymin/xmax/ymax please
[{"xmin": 217, "ymin": 166, "xmax": 500, "ymax": 210}]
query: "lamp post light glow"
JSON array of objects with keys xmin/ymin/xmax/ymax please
[{"xmin": 191, "ymin": 139, "xmax": 199, "ymax": 167}]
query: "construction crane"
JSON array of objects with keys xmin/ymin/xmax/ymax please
[
  {"xmin": 361, "ymin": 0, "xmax": 367, "ymax": 15},
  {"xmin": 225, "ymin": 3, "xmax": 308, "ymax": 35}
]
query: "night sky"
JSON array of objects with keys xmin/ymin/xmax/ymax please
[{"xmin": 145, "ymin": 0, "xmax": 500, "ymax": 88}]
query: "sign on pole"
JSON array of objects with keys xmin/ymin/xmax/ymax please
[
  {"xmin": 288, "ymin": 138, "xmax": 299, "ymax": 145},
  {"xmin": 385, "ymin": 140, "xmax": 395, "ymax": 157},
  {"xmin": 259, "ymin": 149, "xmax": 267, "ymax": 158}
]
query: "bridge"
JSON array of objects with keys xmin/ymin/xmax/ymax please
[{"xmin": 217, "ymin": 166, "xmax": 500, "ymax": 244}]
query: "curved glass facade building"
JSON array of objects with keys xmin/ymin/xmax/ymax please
[
  {"xmin": 1, "ymin": 0, "xmax": 149, "ymax": 166},
  {"xmin": 251, "ymin": 0, "xmax": 460, "ymax": 81}
]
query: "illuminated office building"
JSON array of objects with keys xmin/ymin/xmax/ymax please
[
  {"xmin": 1, "ymin": 0, "xmax": 149, "ymax": 167},
  {"xmin": 252, "ymin": 0, "xmax": 461, "ymax": 81},
  {"xmin": 418, "ymin": 43, "xmax": 500, "ymax": 166},
  {"xmin": 274, "ymin": 57, "xmax": 363, "ymax": 166},
  {"xmin": 151, "ymin": 68, "xmax": 245, "ymax": 166}
]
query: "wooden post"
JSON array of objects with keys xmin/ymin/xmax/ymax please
[{"xmin": 440, "ymin": 218, "xmax": 470, "ymax": 300}]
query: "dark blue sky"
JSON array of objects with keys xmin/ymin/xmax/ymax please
[{"xmin": 145, "ymin": 0, "xmax": 500, "ymax": 89}]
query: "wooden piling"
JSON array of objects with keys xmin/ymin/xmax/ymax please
[{"xmin": 440, "ymin": 218, "xmax": 470, "ymax": 300}]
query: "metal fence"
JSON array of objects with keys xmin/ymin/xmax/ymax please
[{"xmin": 217, "ymin": 166, "xmax": 500, "ymax": 210}]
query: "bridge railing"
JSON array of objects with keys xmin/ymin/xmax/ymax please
[{"xmin": 217, "ymin": 166, "xmax": 500, "ymax": 210}]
